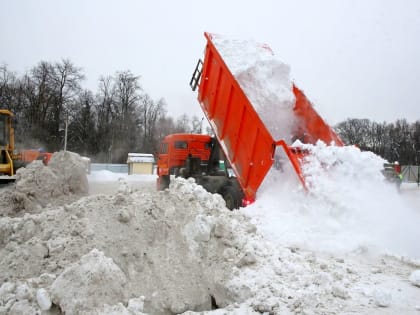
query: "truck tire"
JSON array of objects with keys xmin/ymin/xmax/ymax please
[
  {"xmin": 221, "ymin": 185, "xmax": 243, "ymax": 210},
  {"xmin": 158, "ymin": 175, "xmax": 170, "ymax": 190}
]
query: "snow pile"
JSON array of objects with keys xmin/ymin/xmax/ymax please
[
  {"xmin": 0, "ymin": 151, "xmax": 88, "ymax": 216},
  {"xmin": 246, "ymin": 141, "xmax": 420, "ymax": 259},
  {"xmin": 410, "ymin": 270, "xmax": 420, "ymax": 287},
  {"xmin": 1, "ymin": 169, "xmax": 419, "ymax": 314},
  {"xmin": 0, "ymin": 176, "xmax": 265, "ymax": 314},
  {"xmin": 212, "ymin": 34, "xmax": 297, "ymax": 141},
  {"xmin": 47, "ymin": 150, "xmax": 89, "ymax": 194}
]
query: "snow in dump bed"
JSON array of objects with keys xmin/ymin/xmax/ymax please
[{"xmin": 212, "ymin": 34, "xmax": 297, "ymax": 142}]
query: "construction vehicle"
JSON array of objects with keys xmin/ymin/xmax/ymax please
[
  {"xmin": 0, "ymin": 109, "xmax": 19, "ymax": 179},
  {"xmin": 20, "ymin": 149, "xmax": 53, "ymax": 165},
  {"xmin": 157, "ymin": 32, "xmax": 343, "ymax": 209},
  {"xmin": 0, "ymin": 109, "xmax": 52, "ymax": 180},
  {"xmin": 157, "ymin": 133, "xmax": 244, "ymax": 209}
]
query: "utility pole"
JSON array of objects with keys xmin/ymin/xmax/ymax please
[
  {"xmin": 64, "ymin": 114, "xmax": 68, "ymax": 152},
  {"xmin": 200, "ymin": 117, "xmax": 204, "ymax": 134}
]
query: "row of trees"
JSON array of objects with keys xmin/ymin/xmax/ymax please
[
  {"xmin": 335, "ymin": 118, "xmax": 420, "ymax": 165},
  {"xmin": 1, "ymin": 59, "xmax": 419, "ymax": 165},
  {"xmin": 0, "ymin": 60, "xmax": 205, "ymax": 162}
]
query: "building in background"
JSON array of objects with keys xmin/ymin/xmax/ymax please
[{"xmin": 127, "ymin": 153, "xmax": 155, "ymax": 175}]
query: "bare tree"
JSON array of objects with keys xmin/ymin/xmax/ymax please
[
  {"xmin": 191, "ymin": 115, "xmax": 204, "ymax": 134},
  {"xmin": 111, "ymin": 70, "xmax": 142, "ymax": 162},
  {"xmin": 49, "ymin": 59, "xmax": 85, "ymax": 147},
  {"xmin": 138, "ymin": 95, "xmax": 167, "ymax": 153},
  {"xmin": 67, "ymin": 90, "xmax": 96, "ymax": 155},
  {"xmin": 0, "ymin": 64, "xmax": 18, "ymax": 111},
  {"xmin": 95, "ymin": 75, "xmax": 116, "ymax": 158},
  {"xmin": 175, "ymin": 114, "xmax": 190, "ymax": 133}
]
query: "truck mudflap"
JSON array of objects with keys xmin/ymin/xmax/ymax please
[{"xmin": 194, "ymin": 32, "xmax": 343, "ymax": 201}]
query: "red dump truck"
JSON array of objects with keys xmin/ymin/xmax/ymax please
[{"xmin": 157, "ymin": 32, "xmax": 343, "ymax": 209}]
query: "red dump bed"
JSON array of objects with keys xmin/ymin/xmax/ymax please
[
  {"xmin": 293, "ymin": 86, "xmax": 344, "ymax": 146},
  {"xmin": 196, "ymin": 32, "xmax": 343, "ymax": 200}
]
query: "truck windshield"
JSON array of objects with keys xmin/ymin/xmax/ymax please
[{"xmin": 174, "ymin": 141, "xmax": 188, "ymax": 149}]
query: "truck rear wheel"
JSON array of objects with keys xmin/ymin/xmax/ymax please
[{"xmin": 221, "ymin": 185, "xmax": 243, "ymax": 210}]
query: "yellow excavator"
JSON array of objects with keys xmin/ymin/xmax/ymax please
[
  {"xmin": 0, "ymin": 109, "xmax": 54, "ymax": 181},
  {"xmin": 0, "ymin": 109, "xmax": 19, "ymax": 179}
]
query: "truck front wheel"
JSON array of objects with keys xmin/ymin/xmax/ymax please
[
  {"xmin": 221, "ymin": 185, "xmax": 243, "ymax": 210},
  {"xmin": 158, "ymin": 175, "xmax": 170, "ymax": 190}
]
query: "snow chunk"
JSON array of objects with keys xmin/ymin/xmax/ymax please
[
  {"xmin": 36, "ymin": 288, "xmax": 52, "ymax": 311},
  {"xmin": 51, "ymin": 249, "xmax": 128, "ymax": 314},
  {"xmin": 409, "ymin": 270, "xmax": 420, "ymax": 287},
  {"xmin": 127, "ymin": 296, "xmax": 145, "ymax": 313},
  {"xmin": 373, "ymin": 289, "xmax": 392, "ymax": 307}
]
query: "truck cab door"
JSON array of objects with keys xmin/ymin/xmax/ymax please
[{"xmin": 157, "ymin": 142, "xmax": 169, "ymax": 176}]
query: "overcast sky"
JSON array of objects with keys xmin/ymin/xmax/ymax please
[{"xmin": 1, "ymin": 0, "xmax": 419, "ymax": 124}]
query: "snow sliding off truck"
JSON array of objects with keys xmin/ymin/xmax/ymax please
[{"xmin": 157, "ymin": 33, "xmax": 343, "ymax": 209}]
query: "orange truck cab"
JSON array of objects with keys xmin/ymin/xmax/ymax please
[
  {"xmin": 157, "ymin": 133, "xmax": 245, "ymax": 209},
  {"xmin": 157, "ymin": 133, "xmax": 212, "ymax": 182}
]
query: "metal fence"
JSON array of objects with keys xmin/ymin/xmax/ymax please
[
  {"xmin": 402, "ymin": 165, "xmax": 420, "ymax": 185},
  {"xmin": 90, "ymin": 163, "xmax": 128, "ymax": 174}
]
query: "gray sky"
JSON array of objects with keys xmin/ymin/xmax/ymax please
[{"xmin": 1, "ymin": 0, "xmax": 419, "ymax": 124}]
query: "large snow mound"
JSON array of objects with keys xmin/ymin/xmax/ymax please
[
  {"xmin": 0, "ymin": 177, "xmax": 263, "ymax": 314},
  {"xmin": 0, "ymin": 151, "xmax": 88, "ymax": 217},
  {"xmin": 0, "ymin": 174, "xmax": 419, "ymax": 314}
]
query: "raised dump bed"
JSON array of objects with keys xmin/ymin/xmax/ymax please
[{"xmin": 192, "ymin": 32, "xmax": 343, "ymax": 201}]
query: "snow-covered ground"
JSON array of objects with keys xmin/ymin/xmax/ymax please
[
  {"xmin": 87, "ymin": 166, "xmax": 420, "ymax": 315},
  {"xmin": 0, "ymin": 151, "xmax": 419, "ymax": 314},
  {"xmin": 88, "ymin": 170, "xmax": 156, "ymax": 195}
]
